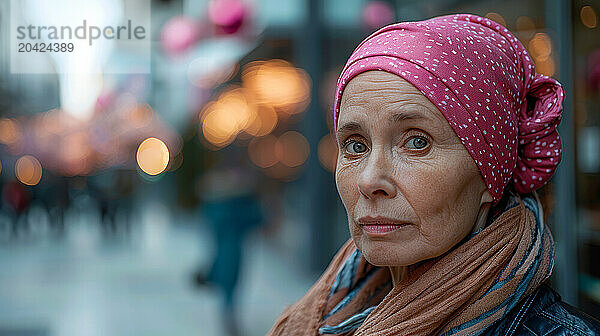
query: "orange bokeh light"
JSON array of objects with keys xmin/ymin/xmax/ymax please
[
  {"xmin": 136, "ymin": 137, "xmax": 170, "ymax": 175},
  {"xmin": 128, "ymin": 103, "xmax": 154, "ymax": 128},
  {"xmin": 248, "ymin": 135, "xmax": 279, "ymax": 168},
  {"xmin": 275, "ymin": 131, "xmax": 310, "ymax": 168},
  {"xmin": 528, "ymin": 33, "xmax": 552, "ymax": 61},
  {"xmin": 200, "ymin": 87, "xmax": 258, "ymax": 148},
  {"xmin": 0, "ymin": 118, "xmax": 22, "ymax": 145},
  {"xmin": 581, "ymin": 5, "xmax": 598, "ymax": 29},
  {"xmin": 535, "ymin": 57, "xmax": 555, "ymax": 77},
  {"xmin": 242, "ymin": 59, "xmax": 311, "ymax": 113},
  {"xmin": 243, "ymin": 105, "xmax": 278, "ymax": 137},
  {"xmin": 318, "ymin": 134, "xmax": 338, "ymax": 172},
  {"xmin": 60, "ymin": 132, "xmax": 92, "ymax": 176},
  {"xmin": 15, "ymin": 155, "xmax": 43, "ymax": 186}
]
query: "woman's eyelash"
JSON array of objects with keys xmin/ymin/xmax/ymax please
[
  {"xmin": 342, "ymin": 135, "xmax": 361, "ymax": 147},
  {"xmin": 340, "ymin": 131, "xmax": 431, "ymax": 153}
]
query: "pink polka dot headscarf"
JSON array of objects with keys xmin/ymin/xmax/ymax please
[{"xmin": 333, "ymin": 13, "xmax": 564, "ymax": 204}]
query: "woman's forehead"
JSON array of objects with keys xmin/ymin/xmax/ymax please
[
  {"xmin": 338, "ymin": 71, "xmax": 446, "ymax": 126},
  {"xmin": 342, "ymin": 71, "xmax": 420, "ymax": 96}
]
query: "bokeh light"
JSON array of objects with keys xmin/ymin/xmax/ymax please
[
  {"xmin": 160, "ymin": 16, "xmax": 202, "ymax": 55},
  {"xmin": 362, "ymin": 1, "xmax": 395, "ymax": 30},
  {"xmin": 485, "ymin": 12, "xmax": 507, "ymax": 28},
  {"xmin": 136, "ymin": 138, "xmax": 170, "ymax": 176},
  {"xmin": 15, "ymin": 155, "xmax": 43, "ymax": 186},
  {"xmin": 581, "ymin": 6, "xmax": 598, "ymax": 29},
  {"xmin": 318, "ymin": 134, "xmax": 338, "ymax": 172},
  {"xmin": 200, "ymin": 87, "xmax": 257, "ymax": 147},
  {"xmin": 0, "ymin": 118, "xmax": 22, "ymax": 145},
  {"xmin": 60, "ymin": 131, "xmax": 92, "ymax": 176},
  {"xmin": 536, "ymin": 57, "xmax": 556, "ymax": 77},
  {"xmin": 248, "ymin": 135, "xmax": 279, "ymax": 168},
  {"xmin": 529, "ymin": 33, "xmax": 552, "ymax": 61},
  {"xmin": 201, "ymin": 103, "xmax": 239, "ymax": 147},
  {"xmin": 243, "ymin": 105, "xmax": 278, "ymax": 137},
  {"xmin": 220, "ymin": 88, "xmax": 256, "ymax": 131},
  {"xmin": 208, "ymin": 0, "xmax": 249, "ymax": 34},
  {"xmin": 275, "ymin": 131, "xmax": 309, "ymax": 168},
  {"xmin": 128, "ymin": 103, "xmax": 154, "ymax": 128},
  {"xmin": 242, "ymin": 59, "xmax": 311, "ymax": 114}
]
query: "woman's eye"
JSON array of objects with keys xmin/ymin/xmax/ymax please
[
  {"xmin": 344, "ymin": 140, "xmax": 368, "ymax": 155},
  {"xmin": 405, "ymin": 136, "xmax": 429, "ymax": 150}
]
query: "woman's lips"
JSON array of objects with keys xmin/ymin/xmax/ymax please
[
  {"xmin": 357, "ymin": 216, "xmax": 411, "ymax": 236},
  {"xmin": 361, "ymin": 224, "xmax": 408, "ymax": 234}
]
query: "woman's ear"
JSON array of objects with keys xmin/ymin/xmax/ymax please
[
  {"xmin": 480, "ymin": 189, "xmax": 493, "ymax": 206},
  {"xmin": 472, "ymin": 201, "xmax": 491, "ymax": 234},
  {"xmin": 471, "ymin": 189, "xmax": 493, "ymax": 235}
]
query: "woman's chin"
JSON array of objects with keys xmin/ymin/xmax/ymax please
[{"xmin": 355, "ymin": 236, "xmax": 421, "ymax": 267}]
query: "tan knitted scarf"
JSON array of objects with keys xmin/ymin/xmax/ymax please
[{"xmin": 267, "ymin": 193, "xmax": 554, "ymax": 335}]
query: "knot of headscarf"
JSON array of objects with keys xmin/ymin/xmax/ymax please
[{"xmin": 333, "ymin": 13, "xmax": 564, "ymax": 203}]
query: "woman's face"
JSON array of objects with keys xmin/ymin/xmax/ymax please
[{"xmin": 335, "ymin": 71, "xmax": 492, "ymax": 267}]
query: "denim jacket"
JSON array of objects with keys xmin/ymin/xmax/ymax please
[{"xmin": 484, "ymin": 282, "xmax": 600, "ymax": 335}]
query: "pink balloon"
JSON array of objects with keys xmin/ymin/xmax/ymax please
[
  {"xmin": 208, "ymin": 0, "xmax": 248, "ymax": 35},
  {"xmin": 161, "ymin": 16, "xmax": 201, "ymax": 55},
  {"xmin": 96, "ymin": 91, "xmax": 115, "ymax": 110},
  {"xmin": 362, "ymin": 1, "xmax": 395, "ymax": 30}
]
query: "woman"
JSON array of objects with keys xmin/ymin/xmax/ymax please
[{"xmin": 268, "ymin": 14, "xmax": 600, "ymax": 335}]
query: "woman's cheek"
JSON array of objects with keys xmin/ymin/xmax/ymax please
[
  {"xmin": 404, "ymin": 156, "xmax": 479, "ymax": 244},
  {"xmin": 395, "ymin": 159, "xmax": 462, "ymax": 229},
  {"xmin": 335, "ymin": 162, "xmax": 360, "ymax": 210},
  {"xmin": 398, "ymin": 163, "xmax": 452, "ymax": 207}
]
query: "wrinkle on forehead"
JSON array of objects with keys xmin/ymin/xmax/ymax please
[
  {"xmin": 340, "ymin": 72, "xmax": 427, "ymax": 107},
  {"xmin": 338, "ymin": 71, "xmax": 448, "ymax": 127}
]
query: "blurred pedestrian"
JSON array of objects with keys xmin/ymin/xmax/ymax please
[{"xmin": 192, "ymin": 151, "xmax": 264, "ymax": 336}]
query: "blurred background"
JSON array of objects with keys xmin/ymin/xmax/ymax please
[{"xmin": 0, "ymin": 0, "xmax": 598, "ymax": 335}]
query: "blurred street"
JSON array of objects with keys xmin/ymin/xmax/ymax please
[{"xmin": 0, "ymin": 199, "xmax": 314, "ymax": 336}]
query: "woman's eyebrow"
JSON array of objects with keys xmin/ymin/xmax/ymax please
[
  {"xmin": 337, "ymin": 109, "xmax": 434, "ymax": 134},
  {"xmin": 337, "ymin": 122, "xmax": 363, "ymax": 134},
  {"xmin": 390, "ymin": 110, "xmax": 431, "ymax": 123}
]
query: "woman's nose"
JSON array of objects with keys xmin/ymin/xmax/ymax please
[{"xmin": 357, "ymin": 148, "xmax": 397, "ymax": 199}]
